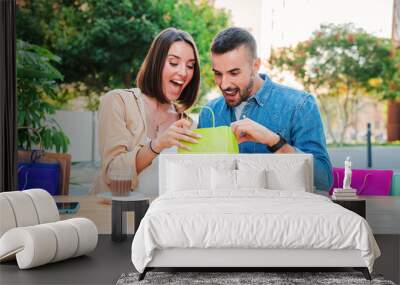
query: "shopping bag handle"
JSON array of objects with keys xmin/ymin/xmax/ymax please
[{"xmin": 191, "ymin": 105, "xmax": 215, "ymax": 128}]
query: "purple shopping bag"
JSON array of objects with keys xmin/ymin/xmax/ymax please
[{"xmin": 329, "ymin": 167, "xmax": 393, "ymax": 196}]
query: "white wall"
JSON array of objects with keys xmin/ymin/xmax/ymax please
[{"xmin": 50, "ymin": 110, "xmax": 100, "ymax": 162}]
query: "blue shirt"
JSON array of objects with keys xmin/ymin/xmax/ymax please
[{"xmin": 198, "ymin": 74, "xmax": 333, "ymax": 191}]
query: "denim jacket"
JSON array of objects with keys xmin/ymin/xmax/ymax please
[{"xmin": 198, "ymin": 74, "xmax": 333, "ymax": 191}]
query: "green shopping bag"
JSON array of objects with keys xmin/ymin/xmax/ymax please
[{"xmin": 178, "ymin": 106, "xmax": 239, "ymax": 154}]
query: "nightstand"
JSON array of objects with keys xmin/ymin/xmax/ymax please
[
  {"xmin": 98, "ymin": 191, "xmax": 151, "ymax": 242},
  {"xmin": 332, "ymin": 198, "xmax": 366, "ymax": 218}
]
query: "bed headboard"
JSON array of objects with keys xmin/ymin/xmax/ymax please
[{"xmin": 159, "ymin": 154, "xmax": 314, "ymax": 195}]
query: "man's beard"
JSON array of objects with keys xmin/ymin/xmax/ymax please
[{"xmin": 224, "ymin": 76, "xmax": 255, "ymax": 107}]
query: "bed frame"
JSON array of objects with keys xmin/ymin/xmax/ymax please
[
  {"xmin": 140, "ymin": 248, "xmax": 370, "ymax": 280},
  {"xmin": 138, "ymin": 154, "xmax": 371, "ymax": 281}
]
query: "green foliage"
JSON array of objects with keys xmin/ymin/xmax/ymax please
[
  {"xmin": 270, "ymin": 23, "xmax": 399, "ymax": 100},
  {"xmin": 168, "ymin": 0, "xmax": 230, "ymax": 103},
  {"xmin": 17, "ymin": 39, "xmax": 70, "ymax": 153},
  {"xmin": 269, "ymin": 23, "xmax": 400, "ymax": 143},
  {"xmin": 16, "ymin": 0, "xmax": 229, "ymax": 107}
]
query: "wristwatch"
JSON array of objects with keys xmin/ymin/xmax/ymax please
[{"xmin": 267, "ymin": 133, "xmax": 287, "ymax": 153}]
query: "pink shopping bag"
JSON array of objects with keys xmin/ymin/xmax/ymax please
[{"xmin": 329, "ymin": 167, "xmax": 393, "ymax": 196}]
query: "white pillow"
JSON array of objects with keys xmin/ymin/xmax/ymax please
[
  {"xmin": 236, "ymin": 169, "xmax": 267, "ymax": 189},
  {"xmin": 211, "ymin": 168, "xmax": 268, "ymax": 190},
  {"xmin": 266, "ymin": 162, "xmax": 307, "ymax": 191},
  {"xmin": 237, "ymin": 159, "xmax": 308, "ymax": 191},
  {"xmin": 167, "ymin": 162, "xmax": 211, "ymax": 191},
  {"xmin": 211, "ymin": 168, "xmax": 236, "ymax": 190}
]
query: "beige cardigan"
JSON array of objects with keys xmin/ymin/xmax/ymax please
[{"xmin": 94, "ymin": 88, "xmax": 147, "ymax": 194}]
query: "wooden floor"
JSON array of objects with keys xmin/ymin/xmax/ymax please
[{"xmin": 0, "ymin": 235, "xmax": 134, "ymax": 285}]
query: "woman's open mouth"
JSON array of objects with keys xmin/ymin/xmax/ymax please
[{"xmin": 170, "ymin": 79, "xmax": 184, "ymax": 88}]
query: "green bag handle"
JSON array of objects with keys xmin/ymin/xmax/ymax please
[{"xmin": 191, "ymin": 105, "xmax": 215, "ymax": 128}]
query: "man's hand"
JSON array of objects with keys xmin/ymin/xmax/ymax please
[{"xmin": 231, "ymin": 118, "xmax": 279, "ymax": 146}]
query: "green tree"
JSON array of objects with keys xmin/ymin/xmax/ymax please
[
  {"xmin": 17, "ymin": 40, "xmax": 70, "ymax": 153},
  {"xmin": 269, "ymin": 23, "xmax": 399, "ymax": 143},
  {"xmin": 16, "ymin": 0, "xmax": 229, "ymax": 108}
]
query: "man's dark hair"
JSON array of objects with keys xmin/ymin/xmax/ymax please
[{"xmin": 211, "ymin": 27, "xmax": 257, "ymax": 59}]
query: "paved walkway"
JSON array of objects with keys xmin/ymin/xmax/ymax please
[{"xmin": 328, "ymin": 146, "xmax": 400, "ymax": 172}]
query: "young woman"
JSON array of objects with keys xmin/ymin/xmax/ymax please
[{"xmin": 94, "ymin": 28, "xmax": 201, "ymax": 196}]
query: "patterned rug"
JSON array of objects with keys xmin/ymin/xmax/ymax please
[{"xmin": 116, "ymin": 271, "xmax": 396, "ymax": 285}]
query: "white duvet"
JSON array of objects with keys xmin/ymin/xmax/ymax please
[{"xmin": 131, "ymin": 190, "xmax": 380, "ymax": 273}]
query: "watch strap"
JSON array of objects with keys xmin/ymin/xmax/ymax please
[{"xmin": 267, "ymin": 134, "xmax": 287, "ymax": 153}]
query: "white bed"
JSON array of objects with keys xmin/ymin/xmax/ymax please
[{"xmin": 131, "ymin": 154, "xmax": 380, "ymax": 280}]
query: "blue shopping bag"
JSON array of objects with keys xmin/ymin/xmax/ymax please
[{"xmin": 18, "ymin": 150, "xmax": 61, "ymax": 195}]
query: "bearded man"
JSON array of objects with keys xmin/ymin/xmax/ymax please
[{"xmin": 198, "ymin": 27, "xmax": 333, "ymax": 191}]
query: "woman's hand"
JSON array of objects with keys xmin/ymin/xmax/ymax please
[{"xmin": 152, "ymin": 118, "xmax": 201, "ymax": 151}]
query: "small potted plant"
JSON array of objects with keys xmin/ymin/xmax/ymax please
[{"xmin": 17, "ymin": 39, "xmax": 71, "ymax": 195}]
